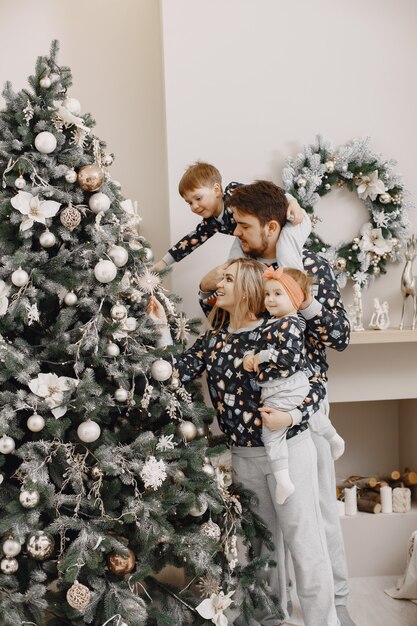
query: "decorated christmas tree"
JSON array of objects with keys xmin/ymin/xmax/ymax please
[{"xmin": 0, "ymin": 42, "xmax": 274, "ymax": 626}]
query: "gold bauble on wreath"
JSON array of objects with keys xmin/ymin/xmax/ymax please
[
  {"xmin": 60, "ymin": 205, "xmax": 82, "ymax": 231},
  {"xmin": 77, "ymin": 164, "xmax": 105, "ymax": 191},
  {"xmin": 106, "ymin": 548, "xmax": 136, "ymax": 575}
]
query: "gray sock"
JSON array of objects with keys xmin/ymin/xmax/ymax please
[{"xmin": 336, "ymin": 605, "xmax": 356, "ymax": 626}]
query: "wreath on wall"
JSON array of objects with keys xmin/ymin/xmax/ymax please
[{"xmin": 282, "ymin": 136, "xmax": 412, "ymax": 287}]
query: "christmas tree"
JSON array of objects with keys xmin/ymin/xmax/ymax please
[{"xmin": 0, "ymin": 42, "xmax": 274, "ymax": 626}]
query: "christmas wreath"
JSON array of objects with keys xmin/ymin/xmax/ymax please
[{"xmin": 282, "ymin": 136, "xmax": 412, "ymax": 287}]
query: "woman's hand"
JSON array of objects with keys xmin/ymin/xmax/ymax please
[
  {"xmin": 286, "ymin": 198, "xmax": 303, "ymax": 225},
  {"xmin": 152, "ymin": 259, "xmax": 168, "ymax": 273},
  {"xmin": 259, "ymin": 406, "xmax": 292, "ymax": 429},
  {"xmin": 146, "ymin": 296, "xmax": 168, "ymax": 326}
]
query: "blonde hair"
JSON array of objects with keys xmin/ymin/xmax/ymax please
[
  {"xmin": 279, "ymin": 268, "xmax": 315, "ymax": 301},
  {"xmin": 178, "ymin": 161, "xmax": 222, "ymax": 197},
  {"xmin": 209, "ymin": 258, "xmax": 266, "ymax": 331}
]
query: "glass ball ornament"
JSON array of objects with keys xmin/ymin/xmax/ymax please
[
  {"xmin": 39, "ymin": 75, "xmax": 52, "ymax": 88},
  {"xmin": 124, "ymin": 317, "xmax": 137, "ymax": 332},
  {"xmin": 110, "ymin": 302, "xmax": 128, "ymax": 320},
  {"xmin": 89, "ymin": 192, "xmax": 111, "ymax": 214},
  {"xmin": 108, "ymin": 245, "xmax": 129, "ymax": 267},
  {"xmin": 172, "ymin": 469, "xmax": 186, "ymax": 483},
  {"xmin": 77, "ymin": 420, "xmax": 101, "ymax": 443},
  {"xmin": 2, "ymin": 538, "xmax": 21, "ymax": 558},
  {"xmin": 151, "ymin": 359, "xmax": 173, "ymax": 381},
  {"xmin": 325, "ymin": 183, "xmax": 331, "ymax": 190},
  {"xmin": 189, "ymin": 500, "xmax": 208, "ymax": 517},
  {"xmin": 65, "ymin": 168, "xmax": 78, "ymax": 184},
  {"xmin": 63, "ymin": 97, "xmax": 81, "ymax": 116},
  {"xmin": 114, "ymin": 388, "xmax": 129, "ymax": 402},
  {"xmin": 39, "ymin": 230, "xmax": 56, "ymax": 248},
  {"xmin": 77, "ymin": 164, "xmax": 104, "ymax": 192},
  {"xmin": 60, "ymin": 205, "xmax": 81, "ymax": 231},
  {"xmin": 106, "ymin": 548, "xmax": 136, "ymax": 575},
  {"xmin": 26, "ymin": 531, "xmax": 55, "ymax": 560},
  {"xmin": 143, "ymin": 247, "xmax": 154, "ymax": 262},
  {"xmin": 64, "ymin": 291, "xmax": 78, "ymax": 306},
  {"xmin": 27, "ymin": 413, "xmax": 45, "ymax": 432},
  {"xmin": 0, "ymin": 435, "xmax": 15, "ymax": 454},
  {"xmin": 341, "ymin": 164, "xmax": 348, "ymax": 172},
  {"xmin": 379, "ymin": 193, "xmax": 392, "ymax": 204},
  {"xmin": 19, "ymin": 489, "xmax": 40, "ymax": 509},
  {"xmin": 11, "ymin": 267, "xmax": 29, "ymax": 287},
  {"xmin": 94, "ymin": 259, "xmax": 117, "ymax": 283},
  {"xmin": 34, "ymin": 131, "xmax": 57, "ymax": 154},
  {"xmin": 106, "ymin": 341, "xmax": 120, "ymax": 357},
  {"xmin": 14, "ymin": 175, "xmax": 25, "ymax": 189},
  {"xmin": 103, "ymin": 154, "xmax": 114, "ymax": 166},
  {"xmin": 200, "ymin": 520, "xmax": 221, "ymax": 539},
  {"xmin": 1, "ymin": 557, "xmax": 18, "ymax": 574},
  {"xmin": 176, "ymin": 421, "xmax": 197, "ymax": 442},
  {"xmin": 195, "ymin": 423, "xmax": 210, "ymax": 439},
  {"xmin": 202, "ymin": 463, "xmax": 216, "ymax": 477}
]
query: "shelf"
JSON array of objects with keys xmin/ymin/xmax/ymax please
[
  {"xmin": 349, "ymin": 327, "xmax": 417, "ymax": 344},
  {"xmin": 339, "ymin": 502, "xmax": 417, "ymax": 519}
]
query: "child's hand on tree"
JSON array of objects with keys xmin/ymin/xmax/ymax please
[
  {"xmin": 286, "ymin": 198, "xmax": 303, "ymax": 225},
  {"xmin": 152, "ymin": 259, "xmax": 168, "ymax": 273},
  {"xmin": 146, "ymin": 296, "xmax": 168, "ymax": 327}
]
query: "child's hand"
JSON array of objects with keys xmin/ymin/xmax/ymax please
[
  {"xmin": 286, "ymin": 199, "xmax": 303, "ymax": 225},
  {"xmin": 152, "ymin": 259, "xmax": 168, "ymax": 273},
  {"xmin": 146, "ymin": 296, "xmax": 168, "ymax": 326},
  {"xmin": 243, "ymin": 353, "xmax": 260, "ymax": 372},
  {"xmin": 252, "ymin": 353, "xmax": 260, "ymax": 373}
]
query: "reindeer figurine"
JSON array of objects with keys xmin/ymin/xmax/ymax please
[{"xmin": 399, "ymin": 234, "xmax": 417, "ymax": 330}]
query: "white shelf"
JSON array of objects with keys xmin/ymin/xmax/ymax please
[{"xmin": 349, "ymin": 327, "xmax": 417, "ymax": 344}]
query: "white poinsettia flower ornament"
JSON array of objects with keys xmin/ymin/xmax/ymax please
[
  {"xmin": 356, "ymin": 170, "xmax": 386, "ymax": 201},
  {"xmin": 196, "ymin": 590, "xmax": 235, "ymax": 626},
  {"xmin": 0, "ymin": 280, "xmax": 11, "ymax": 316},
  {"xmin": 359, "ymin": 223, "xmax": 395, "ymax": 256},
  {"xmin": 11, "ymin": 191, "xmax": 61, "ymax": 232},
  {"xmin": 28, "ymin": 372, "xmax": 79, "ymax": 418}
]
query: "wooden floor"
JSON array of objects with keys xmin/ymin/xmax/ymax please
[{"xmin": 290, "ymin": 576, "xmax": 417, "ymax": 626}]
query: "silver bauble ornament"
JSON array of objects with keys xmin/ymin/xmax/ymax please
[
  {"xmin": 77, "ymin": 164, "xmax": 104, "ymax": 192},
  {"xmin": 151, "ymin": 359, "xmax": 173, "ymax": 381},
  {"xmin": 63, "ymin": 97, "xmax": 81, "ymax": 116},
  {"xmin": 103, "ymin": 154, "xmax": 114, "ymax": 166},
  {"xmin": 26, "ymin": 531, "xmax": 55, "ymax": 560},
  {"xmin": 39, "ymin": 76, "xmax": 52, "ymax": 89},
  {"xmin": 0, "ymin": 435, "xmax": 15, "ymax": 454},
  {"xmin": 39, "ymin": 230, "xmax": 56, "ymax": 248},
  {"xmin": 27, "ymin": 413, "xmax": 45, "ymax": 432},
  {"xmin": 2, "ymin": 538, "xmax": 21, "ymax": 557},
  {"xmin": 324, "ymin": 183, "xmax": 331, "ymax": 190},
  {"xmin": 19, "ymin": 489, "xmax": 40, "ymax": 509},
  {"xmin": 15, "ymin": 175, "xmax": 25, "ymax": 189},
  {"xmin": 34, "ymin": 131, "xmax": 57, "ymax": 154},
  {"xmin": 11, "ymin": 268, "xmax": 29, "ymax": 287},
  {"xmin": 66, "ymin": 580, "xmax": 91, "ymax": 612},
  {"xmin": 143, "ymin": 247, "xmax": 154, "ymax": 262},
  {"xmin": 296, "ymin": 176, "xmax": 307, "ymax": 188},
  {"xmin": 108, "ymin": 245, "xmax": 129, "ymax": 267},
  {"xmin": 64, "ymin": 291, "xmax": 78, "ymax": 306},
  {"xmin": 89, "ymin": 192, "xmax": 111, "ymax": 214},
  {"xmin": 176, "ymin": 421, "xmax": 197, "ymax": 442},
  {"xmin": 189, "ymin": 500, "xmax": 208, "ymax": 517},
  {"xmin": 379, "ymin": 193, "xmax": 392, "ymax": 204},
  {"xmin": 65, "ymin": 168, "xmax": 78, "ymax": 184},
  {"xmin": 202, "ymin": 463, "xmax": 216, "ymax": 477},
  {"xmin": 325, "ymin": 161, "xmax": 335, "ymax": 173},
  {"xmin": 77, "ymin": 420, "xmax": 101, "ymax": 443},
  {"xmin": 106, "ymin": 342, "xmax": 120, "ymax": 357},
  {"xmin": 94, "ymin": 259, "xmax": 117, "ymax": 283},
  {"xmin": 114, "ymin": 388, "xmax": 129, "ymax": 402},
  {"xmin": 0, "ymin": 557, "xmax": 18, "ymax": 574},
  {"xmin": 110, "ymin": 302, "xmax": 128, "ymax": 320},
  {"xmin": 60, "ymin": 205, "xmax": 81, "ymax": 230},
  {"xmin": 124, "ymin": 317, "xmax": 137, "ymax": 332},
  {"xmin": 195, "ymin": 423, "xmax": 210, "ymax": 439},
  {"xmin": 200, "ymin": 520, "xmax": 221, "ymax": 539}
]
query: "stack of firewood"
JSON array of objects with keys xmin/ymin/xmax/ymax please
[{"xmin": 337, "ymin": 469, "xmax": 417, "ymax": 514}]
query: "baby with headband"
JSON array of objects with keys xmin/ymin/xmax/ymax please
[{"xmin": 244, "ymin": 266, "xmax": 345, "ymax": 504}]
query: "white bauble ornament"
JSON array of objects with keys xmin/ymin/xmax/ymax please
[
  {"xmin": 114, "ymin": 388, "xmax": 129, "ymax": 402},
  {"xmin": 124, "ymin": 317, "xmax": 137, "ymax": 332},
  {"xmin": 103, "ymin": 154, "xmax": 114, "ymax": 166},
  {"xmin": 89, "ymin": 192, "xmax": 111, "ymax": 214},
  {"xmin": 34, "ymin": 131, "xmax": 57, "ymax": 154},
  {"xmin": 65, "ymin": 168, "xmax": 78, "ymax": 184},
  {"xmin": 108, "ymin": 245, "xmax": 129, "ymax": 267},
  {"xmin": 325, "ymin": 160, "xmax": 335, "ymax": 173},
  {"xmin": 202, "ymin": 463, "xmax": 216, "ymax": 477},
  {"xmin": 189, "ymin": 500, "xmax": 208, "ymax": 517},
  {"xmin": 110, "ymin": 302, "xmax": 127, "ymax": 320},
  {"xmin": 151, "ymin": 359, "xmax": 172, "ymax": 381},
  {"xmin": 341, "ymin": 164, "xmax": 348, "ymax": 172},
  {"xmin": 106, "ymin": 342, "xmax": 120, "ymax": 357},
  {"xmin": 296, "ymin": 176, "xmax": 307, "ymax": 188},
  {"xmin": 15, "ymin": 175, "xmax": 25, "ymax": 189},
  {"xmin": 176, "ymin": 421, "xmax": 197, "ymax": 442},
  {"xmin": 63, "ymin": 97, "xmax": 81, "ymax": 116},
  {"xmin": 1, "ymin": 557, "xmax": 18, "ymax": 574},
  {"xmin": 0, "ymin": 435, "xmax": 15, "ymax": 454},
  {"xmin": 27, "ymin": 413, "xmax": 45, "ymax": 432},
  {"xmin": 200, "ymin": 520, "xmax": 221, "ymax": 539},
  {"xmin": 143, "ymin": 247, "xmax": 154, "ymax": 262},
  {"xmin": 77, "ymin": 420, "xmax": 101, "ymax": 443},
  {"xmin": 2, "ymin": 538, "xmax": 21, "ymax": 557},
  {"xmin": 379, "ymin": 193, "xmax": 392, "ymax": 204},
  {"xmin": 39, "ymin": 230, "xmax": 56, "ymax": 248},
  {"xmin": 39, "ymin": 76, "xmax": 51, "ymax": 88},
  {"xmin": 64, "ymin": 291, "xmax": 78, "ymax": 306},
  {"xmin": 19, "ymin": 489, "xmax": 40, "ymax": 509},
  {"xmin": 94, "ymin": 259, "xmax": 117, "ymax": 283},
  {"xmin": 66, "ymin": 580, "xmax": 92, "ymax": 612},
  {"xmin": 11, "ymin": 268, "xmax": 29, "ymax": 287},
  {"xmin": 26, "ymin": 531, "xmax": 55, "ymax": 560}
]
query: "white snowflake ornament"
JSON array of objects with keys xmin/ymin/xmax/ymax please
[{"xmin": 140, "ymin": 456, "xmax": 167, "ymax": 491}]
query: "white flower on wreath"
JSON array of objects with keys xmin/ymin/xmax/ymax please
[
  {"xmin": 28, "ymin": 373, "xmax": 79, "ymax": 418},
  {"xmin": 196, "ymin": 590, "xmax": 235, "ymax": 626},
  {"xmin": 11, "ymin": 191, "xmax": 61, "ymax": 232},
  {"xmin": 352, "ymin": 271, "xmax": 369, "ymax": 286},
  {"xmin": 373, "ymin": 209, "xmax": 391, "ymax": 229},
  {"xmin": 0, "ymin": 281, "xmax": 10, "ymax": 317},
  {"xmin": 356, "ymin": 170, "xmax": 386, "ymax": 201},
  {"xmin": 359, "ymin": 223, "xmax": 395, "ymax": 256}
]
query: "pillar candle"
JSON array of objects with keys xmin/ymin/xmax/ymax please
[
  {"xmin": 344, "ymin": 485, "xmax": 357, "ymax": 516},
  {"xmin": 380, "ymin": 485, "xmax": 393, "ymax": 514},
  {"xmin": 337, "ymin": 500, "xmax": 346, "ymax": 516}
]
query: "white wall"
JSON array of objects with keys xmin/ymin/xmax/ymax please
[
  {"xmin": 161, "ymin": 0, "xmax": 417, "ymax": 340},
  {"xmin": 0, "ymin": 0, "xmax": 169, "ymax": 261}
]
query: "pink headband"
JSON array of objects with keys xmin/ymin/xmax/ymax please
[{"xmin": 263, "ymin": 266, "xmax": 305, "ymax": 310}]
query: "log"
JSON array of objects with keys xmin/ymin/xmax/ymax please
[
  {"xmin": 358, "ymin": 490, "xmax": 381, "ymax": 503},
  {"xmin": 402, "ymin": 471, "xmax": 417, "ymax": 486},
  {"xmin": 344, "ymin": 475, "xmax": 378, "ymax": 489},
  {"xmin": 357, "ymin": 498, "xmax": 382, "ymax": 514}
]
